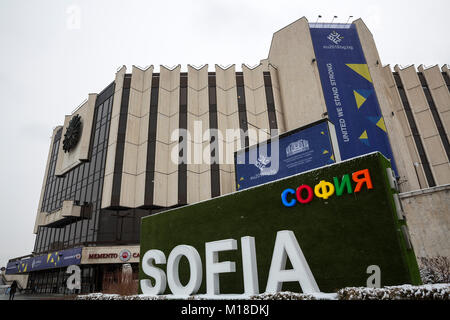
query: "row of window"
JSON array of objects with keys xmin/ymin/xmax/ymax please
[
  {"xmin": 35, "ymin": 208, "xmax": 149, "ymax": 254},
  {"xmin": 208, "ymin": 73, "xmax": 221, "ymax": 198},
  {"xmin": 263, "ymin": 71, "xmax": 279, "ymax": 133},
  {"xmin": 27, "ymin": 265, "xmax": 100, "ymax": 294},
  {"xmin": 236, "ymin": 73, "xmax": 250, "ymax": 149},
  {"xmin": 35, "ymin": 89, "xmax": 114, "ymax": 254},
  {"xmin": 178, "ymin": 74, "xmax": 188, "ymax": 204},
  {"xmin": 41, "ymin": 98, "xmax": 112, "ymax": 213},
  {"xmin": 26, "ymin": 264, "xmax": 140, "ymax": 295}
]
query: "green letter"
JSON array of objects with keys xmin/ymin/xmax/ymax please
[{"xmin": 333, "ymin": 174, "xmax": 352, "ymax": 196}]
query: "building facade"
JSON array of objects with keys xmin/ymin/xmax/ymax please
[{"xmin": 5, "ymin": 17, "xmax": 450, "ymax": 294}]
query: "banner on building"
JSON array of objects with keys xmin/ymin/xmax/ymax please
[
  {"xmin": 235, "ymin": 119, "xmax": 340, "ymax": 191},
  {"xmin": 6, "ymin": 247, "xmax": 82, "ymax": 274},
  {"xmin": 309, "ymin": 23, "xmax": 397, "ymax": 174}
]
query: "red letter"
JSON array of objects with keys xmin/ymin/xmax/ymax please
[
  {"xmin": 296, "ymin": 185, "xmax": 314, "ymax": 204},
  {"xmin": 352, "ymin": 169, "xmax": 373, "ymax": 193}
]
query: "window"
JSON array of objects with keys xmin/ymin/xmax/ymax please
[
  {"xmin": 393, "ymin": 72, "xmax": 436, "ymax": 187},
  {"xmin": 208, "ymin": 73, "xmax": 220, "ymax": 197},
  {"xmin": 36, "ymin": 86, "xmax": 115, "ymax": 252}
]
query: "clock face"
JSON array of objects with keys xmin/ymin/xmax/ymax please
[{"xmin": 63, "ymin": 114, "xmax": 82, "ymax": 153}]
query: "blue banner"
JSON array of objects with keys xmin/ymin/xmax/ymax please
[
  {"xmin": 235, "ymin": 120, "xmax": 338, "ymax": 190},
  {"xmin": 6, "ymin": 247, "xmax": 82, "ymax": 274},
  {"xmin": 309, "ymin": 24, "xmax": 397, "ymax": 174}
]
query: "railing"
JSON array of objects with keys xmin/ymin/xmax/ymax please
[
  {"xmin": 70, "ymin": 98, "xmax": 88, "ymax": 115},
  {"xmin": 309, "ymin": 22, "xmax": 352, "ymax": 29},
  {"xmin": 7, "ymin": 254, "xmax": 34, "ymax": 263}
]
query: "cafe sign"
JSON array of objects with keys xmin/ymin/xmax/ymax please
[{"xmin": 81, "ymin": 246, "xmax": 140, "ymax": 264}]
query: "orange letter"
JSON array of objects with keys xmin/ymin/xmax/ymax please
[{"xmin": 352, "ymin": 169, "xmax": 373, "ymax": 193}]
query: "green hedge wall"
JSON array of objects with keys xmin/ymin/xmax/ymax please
[{"xmin": 139, "ymin": 152, "xmax": 420, "ymax": 294}]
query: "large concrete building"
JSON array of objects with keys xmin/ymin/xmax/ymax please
[{"xmin": 4, "ymin": 17, "xmax": 449, "ymax": 294}]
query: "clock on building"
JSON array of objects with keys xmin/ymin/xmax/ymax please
[{"xmin": 62, "ymin": 114, "xmax": 82, "ymax": 153}]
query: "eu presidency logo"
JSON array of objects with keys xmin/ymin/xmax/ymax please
[{"xmin": 327, "ymin": 31, "xmax": 343, "ymax": 44}]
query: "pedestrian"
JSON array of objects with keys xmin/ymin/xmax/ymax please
[{"xmin": 9, "ymin": 280, "xmax": 17, "ymax": 300}]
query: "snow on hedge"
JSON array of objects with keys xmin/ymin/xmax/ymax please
[
  {"xmin": 76, "ymin": 284, "xmax": 449, "ymax": 300},
  {"xmin": 337, "ymin": 284, "xmax": 449, "ymax": 300}
]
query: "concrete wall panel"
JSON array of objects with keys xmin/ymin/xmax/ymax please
[
  {"xmin": 120, "ymin": 66, "xmax": 154, "ymax": 208},
  {"xmin": 267, "ymin": 17, "xmax": 326, "ymax": 131},
  {"xmin": 400, "ymin": 185, "xmax": 450, "ymax": 259},
  {"xmin": 153, "ymin": 65, "xmax": 180, "ymax": 206},
  {"xmin": 215, "ymin": 65, "xmax": 240, "ymax": 196}
]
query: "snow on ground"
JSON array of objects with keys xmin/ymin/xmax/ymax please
[{"xmin": 76, "ymin": 284, "xmax": 449, "ymax": 300}]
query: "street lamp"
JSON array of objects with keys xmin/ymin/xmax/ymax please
[{"xmin": 331, "ymin": 15, "xmax": 338, "ymax": 24}]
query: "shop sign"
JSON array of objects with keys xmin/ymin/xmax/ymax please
[{"xmin": 81, "ymin": 246, "xmax": 140, "ymax": 264}]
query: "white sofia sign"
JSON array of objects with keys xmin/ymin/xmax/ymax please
[{"xmin": 140, "ymin": 230, "xmax": 320, "ymax": 296}]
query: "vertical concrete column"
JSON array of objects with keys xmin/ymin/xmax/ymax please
[
  {"xmin": 187, "ymin": 65, "xmax": 211, "ymax": 203},
  {"xmin": 420, "ymin": 65, "xmax": 450, "ymax": 149},
  {"xmin": 154, "ymin": 65, "xmax": 181, "ymax": 207},
  {"xmin": 121, "ymin": 65, "xmax": 154, "ymax": 208},
  {"xmin": 353, "ymin": 19, "xmax": 420, "ymax": 191},
  {"xmin": 396, "ymin": 65, "xmax": 450, "ymax": 186},
  {"xmin": 216, "ymin": 65, "xmax": 239, "ymax": 195},
  {"xmin": 242, "ymin": 64, "xmax": 270, "ymax": 146},
  {"xmin": 380, "ymin": 66, "xmax": 422, "ymax": 191},
  {"xmin": 102, "ymin": 66, "xmax": 126, "ymax": 208},
  {"xmin": 268, "ymin": 64, "xmax": 286, "ymax": 133},
  {"xmin": 442, "ymin": 65, "xmax": 450, "ymax": 81},
  {"xmin": 33, "ymin": 126, "xmax": 63, "ymax": 233},
  {"xmin": 136, "ymin": 66, "xmax": 154, "ymax": 207},
  {"xmin": 267, "ymin": 17, "xmax": 327, "ymax": 131}
]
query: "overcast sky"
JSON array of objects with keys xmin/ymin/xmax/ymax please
[{"xmin": 0, "ymin": 0, "xmax": 448, "ymax": 268}]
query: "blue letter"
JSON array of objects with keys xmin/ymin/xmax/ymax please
[{"xmin": 281, "ymin": 188, "xmax": 296, "ymax": 207}]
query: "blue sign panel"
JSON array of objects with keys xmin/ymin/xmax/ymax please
[
  {"xmin": 235, "ymin": 120, "xmax": 339, "ymax": 190},
  {"xmin": 6, "ymin": 247, "xmax": 82, "ymax": 274},
  {"xmin": 309, "ymin": 24, "xmax": 397, "ymax": 174}
]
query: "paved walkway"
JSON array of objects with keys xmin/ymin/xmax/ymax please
[{"xmin": 0, "ymin": 292, "xmax": 74, "ymax": 300}]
